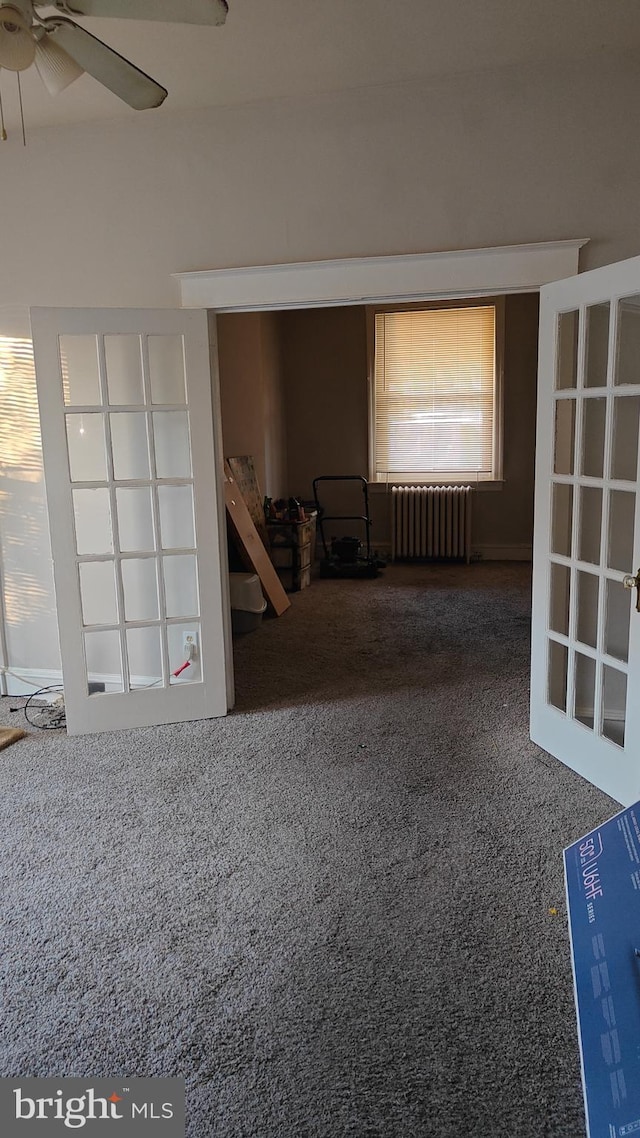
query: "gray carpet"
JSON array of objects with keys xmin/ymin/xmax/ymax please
[{"xmin": 0, "ymin": 563, "xmax": 617, "ymax": 1137}]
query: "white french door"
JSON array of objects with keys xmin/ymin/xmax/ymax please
[
  {"xmin": 31, "ymin": 307, "xmax": 232, "ymax": 735},
  {"xmin": 531, "ymin": 255, "xmax": 640, "ymax": 805}
]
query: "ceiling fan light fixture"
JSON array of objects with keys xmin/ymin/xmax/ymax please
[
  {"xmin": 0, "ymin": 5, "xmax": 35, "ymax": 71},
  {"xmin": 35, "ymin": 35, "xmax": 83, "ymax": 95},
  {"xmin": 1, "ymin": 0, "xmax": 230, "ymax": 120}
]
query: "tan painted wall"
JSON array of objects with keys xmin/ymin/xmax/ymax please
[
  {"xmin": 216, "ymin": 311, "xmax": 287, "ymax": 501},
  {"xmin": 280, "ymin": 306, "xmax": 368, "ymax": 494},
  {"xmin": 260, "ymin": 313, "xmax": 288, "ymax": 501},
  {"xmin": 472, "ymin": 293, "xmax": 539, "ymax": 554},
  {"xmin": 216, "ymin": 312, "xmax": 266, "ymax": 489},
  {"xmin": 279, "ymin": 294, "xmax": 539, "ymax": 556}
]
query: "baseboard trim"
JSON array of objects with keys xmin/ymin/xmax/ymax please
[
  {"xmin": 1, "ymin": 667, "xmax": 63, "ymax": 697},
  {"xmin": 473, "ymin": 544, "xmax": 532, "ymax": 562},
  {"xmin": 1, "ymin": 667, "xmax": 163, "ymax": 698},
  {"xmin": 379, "ymin": 541, "xmax": 532, "ymax": 563}
]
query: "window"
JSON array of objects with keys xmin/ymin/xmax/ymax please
[{"xmin": 370, "ymin": 302, "xmax": 502, "ymax": 483}]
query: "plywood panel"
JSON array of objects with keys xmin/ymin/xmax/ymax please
[
  {"xmin": 227, "ymin": 455, "xmax": 269, "ymax": 545},
  {"xmin": 224, "ymin": 462, "xmax": 290, "ymax": 617}
]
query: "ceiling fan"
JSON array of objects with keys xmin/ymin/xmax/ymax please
[{"xmin": 0, "ymin": 0, "xmax": 229, "ymax": 111}]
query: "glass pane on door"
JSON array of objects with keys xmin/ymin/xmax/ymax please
[
  {"xmin": 153, "ymin": 411, "xmax": 192, "ymax": 478},
  {"xmin": 163, "ymin": 554, "xmax": 199, "ymax": 619},
  {"xmin": 105, "ymin": 335, "xmax": 144, "ymax": 405},
  {"xmin": 116, "ymin": 487, "xmax": 155, "ymax": 552},
  {"xmin": 110, "ymin": 413, "xmax": 150, "ymax": 480},
  {"xmin": 548, "ymin": 640, "xmax": 568, "ymax": 712},
  {"xmin": 121, "ymin": 558, "xmax": 159, "ymax": 622},
  {"xmin": 148, "ymin": 335, "xmax": 186, "ymax": 404},
  {"xmin": 167, "ymin": 622, "xmax": 201, "ymax": 679},
  {"xmin": 127, "ymin": 626, "xmax": 163, "ymax": 688},
  {"xmin": 79, "ymin": 561, "xmax": 118, "ymax": 626},
  {"xmin": 554, "ymin": 400, "xmax": 576, "ymax": 474},
  {"xmin": 611, "ymin": 396, "xmax": 640, "ymax": 481},
  {"xmin": 556, "ymin": 311, "xmax": 578, "ymax": 390},
  {"xmin": 84, "ymin": 629, "xmax": 123, "ymax": 692},
  {"xmin": 574, "ymin": 652, "xmax": 596, "ymax": 730},
  {"xmin": 60, "ymin": 335, "xmax": 101, "ymax": 406},
  {"xmin": 584, "ymin": 303, "xmax": 609, "ymax": 389},
  {"xmin": 66, "ymin": 414, "xmax": 107, "ymax": 481},
  {"xmin": 607, "ymin": 491, "xmax": 635, "ymax": 572},
  {"xmin": 549, "ymin": 563, "xmax": 570, "ymax": 635},
  {"xmin": 158, "ymin": 485, "xmax": 195, "ymax": 549},
  {"xmin": 581, "ymin": 399, "xmax": 606, "ymax": 477},
  {"xmin": 576, "ymin": 571, "xmax": 599, "ymax": 648},
  {"xmin": 604, "ymin": 579, "xmax": 632, "ymax": 663},
  {"xmin": 73, "ymin": 489, "xmax": 113, "ymax": 555},
  {"xmin": 551, "ymin": 483, "xmax": 573, "ymax": 557},
  {"xmin": 578, "ymin": 487, "xmax": 602, "ymax": 565},
  {"xmin": 615, "ymin": 296, "xmax": 640, "ymax": 386},
  {"xmin": 602, "ymin": 666, "xmax": 627, "ymax": 747}
]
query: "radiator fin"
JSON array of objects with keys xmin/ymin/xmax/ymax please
[{"xmin": 391, "ymin": 486, "xmax": 473, "ymax": 563}]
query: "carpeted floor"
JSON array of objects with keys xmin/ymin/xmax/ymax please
[{"xmin": 0, "ymin": 563, "xmax": 617, "ymax": 1137}]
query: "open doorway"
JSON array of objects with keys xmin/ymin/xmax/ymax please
[
  {"xmin": 215, "ymin": 294, "xmax": 540, "ymax": 623},
  {"xmin": 186, "ymin": 241, "xmax": 584, "ymax": 627},
  {"xmin": 0, "ymin": 241, "xmax": 581, "ymax": 723}
]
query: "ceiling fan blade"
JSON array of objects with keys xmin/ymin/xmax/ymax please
[
  {"xmin": 44, "ymin": 20, "xmax": 167, "ymax": 109},
  {"xmin": 35, "ymin": 34, "xmax": 83, "ymax": 94},
  {"xmin": 46, "ymin": 1, "xmax": 228, "ymax": 26}
]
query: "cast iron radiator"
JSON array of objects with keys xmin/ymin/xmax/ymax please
[{"xmin": 391, "ymin": 485, "xmax": 473, "ymax": 563}]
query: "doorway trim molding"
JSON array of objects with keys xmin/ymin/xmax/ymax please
[{"xmin": 174, "ymin": 239, "xmax": 589, "ymax": 312}]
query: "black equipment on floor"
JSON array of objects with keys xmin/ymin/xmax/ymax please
[{"xmin": 312, "ymin": 475, "xmax": 385, "ymax": 578}]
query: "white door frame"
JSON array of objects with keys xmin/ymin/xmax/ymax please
[
  {"xmin": 174, "ymin": 240, "xmax": 587, "ymax": 313},
  {"xmin": 175, "ymin": 239, "xmax": 586, "ymax": 565}
]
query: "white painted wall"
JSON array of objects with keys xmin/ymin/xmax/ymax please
[
  {"xmin": 1, "ymin": 49, "xmax": 640, "ymax": 686},
  {"xmin": 1, "ymin": 51, "xmax": 639, "ymax": 312}
]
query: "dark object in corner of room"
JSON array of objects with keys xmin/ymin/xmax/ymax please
[
  {"xmin": 332, "ymin": 535, "xmax": 361, "ymax": 562},
  {"xmin": 265, "ymin": 496, "xmax": 306, "ymax": 523},
  {"xmin": 313, "ymin": 475, "xmax": 386, "ymax": 579}
]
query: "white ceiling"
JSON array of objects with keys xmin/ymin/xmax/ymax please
[{"xmin": 3, "ymin": 0, "xmax": 640, "ymax": 133}]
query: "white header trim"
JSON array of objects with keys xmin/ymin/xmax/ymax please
[{"xmin": 174, "ymin": 240, "xmax": 588, "ymax": 312}]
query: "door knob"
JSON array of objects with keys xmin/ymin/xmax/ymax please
[{"xmin": 623, "ymin": 570, "xmax": 640, "ymax": 612}]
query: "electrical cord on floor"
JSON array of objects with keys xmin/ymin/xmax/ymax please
[{"xmin": 10, "ymin": 685, "xmax": 66, "ymax": 730}]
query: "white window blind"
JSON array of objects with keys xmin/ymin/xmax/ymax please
[
  {"xmin": 373, "ymin": 305, "xmax": 496, "ymax": 481},
  {"xmin": 0, "ymin": 337, "xmax": 41, "ymax": 483}
]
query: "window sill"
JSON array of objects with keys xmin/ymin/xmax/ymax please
[{"xmin": 368, "ymin": 480, "xmax": 505, "ymax": 494}]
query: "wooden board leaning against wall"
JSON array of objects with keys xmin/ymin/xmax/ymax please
[{"xmin": 223, "ymin": 461, "xmax": 291, "ymax": 617}]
